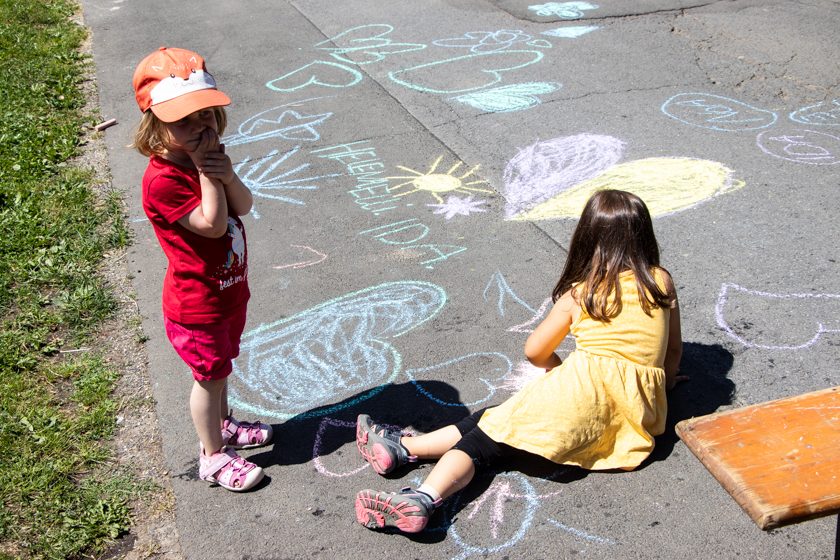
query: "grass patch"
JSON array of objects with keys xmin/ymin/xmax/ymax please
[{"xmin": 0, "ymin": 0, "xmax": 141, "ymax": 558}]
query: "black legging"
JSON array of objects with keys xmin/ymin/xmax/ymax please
[{"xmin": 451, "ymin": 408, "xmax": 519, "ymax": 467}]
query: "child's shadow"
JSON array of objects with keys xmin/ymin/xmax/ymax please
[
  {"xmin": 646, "ymin": 341, "xmax": 736, "ymax": 464},
  {"xmin": 246, "ymin": 380, "xmax": 471, "ymax": 469}
]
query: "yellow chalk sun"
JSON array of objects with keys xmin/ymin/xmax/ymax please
[{"xmin": 388, "ymin": 156, "xmax": 492, "ymax": 203}]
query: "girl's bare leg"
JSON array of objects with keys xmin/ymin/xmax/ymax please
[
  {"xmin": 190, "ymin": 377, "xmax": 226, "ymax": 455},
  {"xmin": 421, "ymin": 449, "xmax": 476, "ymax": 500},
  {"xmin": 220, "ymin": 381, "xmax": 229, "ymax": 422},
  {"xmin": 400, "ymin": 425, "xmax": 463, "ymax": 460}
]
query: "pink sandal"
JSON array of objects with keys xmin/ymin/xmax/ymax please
[
  {"xmin": 199, "ymin": 447, "xmax": 264, "ymax": 491},
  {"xmin": 222, "ymin": 415, "xmax": 273, "ymax": 449}
]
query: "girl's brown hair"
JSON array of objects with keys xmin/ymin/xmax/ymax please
[
  {"xmin": 552, "ymin": 189, "xmax": 673, "ymax": 321},
  {"xmin": 130, "ymin": 106, "xmax": 228, "ymax": 157}
]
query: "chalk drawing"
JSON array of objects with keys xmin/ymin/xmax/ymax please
[
  {"xmin": 266, "ymin": 60, "xmax": 363, "ymax": 93},
  {"xmin": 514, "ymin": 156, "xmax": 744, "ymax": 220},
  {"xmin": 272, "ymin": 245, "xmax": 327, "ymax": 270},
  {"xmin": 315, "ymin": 24, "xmax": 426, "ymax": 65},
  {"xmin": 312, "ymin": 418, "xmax": 369, "ymax": 478},
  {"xmin": 483, "ymin": 271, "xmax": 555, "ymax": 334},
  {"xmin": 427, "ymin": 195, "xmax": 489, "ymax": 220},
  {"xmin": 452, "ymin": 82, "xmax": 561, "ymax": 113},
  {"xmin": 789, "ymin": 99, "xmax": 840, "ymax": 126},
  {"xmin": 661, "ymin": 93, "xmax": 777, "ymax": 132},
  {"xmin": 312, "ymin": 417, "xmax": 416, "ymax": 478},
  {"xmin": 503, "ymin": 134, "xmax": 625, "ymax": 219},
  {"xmin": 404, "ymin": 353, "xmax": 513, "ymax": 407},
  {"xmin": 221, "ymin": 101, "xmax": 332, "ymax": 146},
  {"xmin": 227, "ymin": 281, "xmax": 447, "ymax": 420},
  {"xmin": 541, "ymin": 26, "xmax": 599, "ymax": 38},
  {"xmin": 528, "ymin": 2, "xmax": 599, "ymax": 18},
  {"xmin": 313, "ymin": 140, "xmax": 400, "ymax": 216},
  {"xmin": 495, "ymin": 361, "xmax": 547, "ymax": 392},
  {"xmin": 756, "ymin": 129, "xmax": 840, "ymax": 165},
  {"xmin": 484, "ymin": 271, "xmax": 537, "ymax": 318},
  {"xmin": 389, "ymin": 156, "xmax": 493, "ymax": 204},
  {"xmin": 715, "ymin": 283, "xmax": 840, "ymax": 350},
  {"xmin": 547, "ymin": 519, "xmax": 617, "ymax": 545},
  {"xmin": 433, "ymin": 30, "xmax": 534, "ymax": 53},
  {"xmin": 527, "ymin": 39, "xmax": 553, "ymax": 49},
  {"xmin": 234, "ymin": 147, "xmax": 341, "ymax": 218},
  {"xmin": 388, "ymin": 50, "xmax": 544, "ymax": 95},
  {"xmin": 359, "ymin": 218, "xmax": 468, "ymax": 269},
  {"xmin": 444, "ymin": 474, "xmax": 538, "ymax": 559},
  {"xmin": 508, "ymin": 298, "xmax": 553, "ymax": 334}
]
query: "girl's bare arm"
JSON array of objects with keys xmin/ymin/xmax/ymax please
[{"xmin": 524, "ymin": 290, "xmax": 576, "ymax": 369}]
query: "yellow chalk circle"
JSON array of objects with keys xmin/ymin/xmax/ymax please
[{"xmin": 512, "ymin": 157, "xmax": 744, "ymax": 221}]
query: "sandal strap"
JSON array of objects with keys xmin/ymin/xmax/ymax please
[
  {"xmin": 200, "ymin": 447, "xmax": 237, "ymax": 479},
  {"xmin": 215, "ymin": 454, "xmax": 258, "ymax": 488},
  {"xmin": 221, "ymin": 416, "xmax": 241, "ymax": 441},
  {"xmin": 223, "ymin": 416, "xmax": 269, "ymax": 447}
]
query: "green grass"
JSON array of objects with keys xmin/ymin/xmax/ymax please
[{"xmin": 0, "ymin": 1, "xmax": 141, "ymax": 558}]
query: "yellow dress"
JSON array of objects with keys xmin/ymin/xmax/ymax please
[{"xmin": 478, "ymin": 270, "xmax": 670, "ymax": 470}]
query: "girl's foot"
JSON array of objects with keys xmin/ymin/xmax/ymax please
[
  {"xmin": 199, "ymin": 447, "xmax": 264, "ymax": 491},
  {"xmin": 355, "ymin": 487, "xmax": 441, "ymax": 533},
  {"xmin": 222, "ymin": 415, "xmax": 273, "ymax": 449},
  {"xmin": 356, "ymin": 414, "xmax": 416, "ymax": 475}
]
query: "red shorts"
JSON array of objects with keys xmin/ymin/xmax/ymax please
[{"xmin": 164, "ymin": 305, "xmax": 248, "ymax": 382}]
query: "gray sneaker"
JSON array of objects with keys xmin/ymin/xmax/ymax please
[
  {"xmin": 356, "ymin": 414, "xmax": 416, "ymax": 475},
  {"xmin": 355, "ymin": 487, "xmax": 441, "ymax": 533}
]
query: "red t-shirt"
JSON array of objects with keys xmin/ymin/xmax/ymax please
[{"xmin": 142, "ymin": 155, "xmax": 249, "ymax": 324}]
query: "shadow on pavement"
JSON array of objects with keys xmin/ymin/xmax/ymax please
[
  {"xmin": 246, "ymin": 380, "xmax": 470, "ymax": 468},
  {"xmin": 646, "ymin": 341, "xmax": 736, "ymax": 465}
]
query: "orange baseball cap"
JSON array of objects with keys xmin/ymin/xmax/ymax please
[{"xmin": 132, "ymin": 47, "xmax": 231, "ymax": 122}]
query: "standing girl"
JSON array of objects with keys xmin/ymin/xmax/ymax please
[
  {"xmin": 132, "ymin": 47, "xmax": 271, "ymax": 492},
  {"xmin": 354, "ymin": 189, "xmax": 686, "ymax": 532}
]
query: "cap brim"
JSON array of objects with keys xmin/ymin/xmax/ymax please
[{"xmin": 149, "ymin": 89, "xmax": 231, "ymax": 122}]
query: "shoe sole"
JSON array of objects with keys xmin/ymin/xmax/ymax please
[
  {"xmin": 355, "ymin": 490, "xmax": 428, "ymax": 533},
  {"xmin": 356, "ymin": 416, "xmax": 395, "ymax": 475}
]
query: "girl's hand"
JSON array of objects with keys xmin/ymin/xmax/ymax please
[
  {"xmin": 666, "ymin": 374, "xmax": 690, "ymax": 391},
  {"xmin": 197, "ymin": 143, "xmax": 235, "ymax": 185},
  {"xmin": 187, "ymin": 127, "xmax": 219, "ymax": 163}
]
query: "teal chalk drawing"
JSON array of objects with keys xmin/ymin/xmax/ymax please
[
  {"xmin": 452, "ymin": 81, "xmax": 560, "ymax": 113},
  {"xmin": 315, "ymin": 23, "xmax": 426, "ymax": 65},
  {"xmin": 789, "ymin": 99, "xmax": 840, "ymax": 126},
  {"xmin": 266, "ymin": 60, "xmax": 363, "ymax": 92},
  {"xmin": 389, "ymin": 50, "xmax": 544, "ymax": 95},
  {"xmin": 433, "ymin": 30, "xmax": 533, "ymax": 53},
  {"xmin": 228, "ymin": 281, "xmax": 447, "ymax": 420},
  {"xmin": 234, "ymin": 147, "xmax": 341, "ymax": 218},
  {"xmin": 222, "ymin": 102, "xmax": 332, "ymax": 146},
  {"xmin": 541, "ymin": 25, "xmax": 599, "ymax": 38},
  {"xmin": 483, "ymin": 271, "xmax": 537, "ymax": 317},
  {"xmin": 405, "ymin": 352, "xmax": 513, "ymax": 407},
  {"xmin": 526, "ymin": 39, "xmax": 553, "ymax": 48},
  {"xmin": 529, "ymin": 2, "xmax": 599, "ymax": 18}
]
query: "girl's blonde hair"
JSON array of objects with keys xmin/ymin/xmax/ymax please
[{"xmin": 130, "ymin": 106, "xmax": 228, "ymax": 157}]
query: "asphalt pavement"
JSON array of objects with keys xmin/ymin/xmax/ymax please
[{"xmin": 81, "ymin": 0, "xmax": 840, "ymax": 558}]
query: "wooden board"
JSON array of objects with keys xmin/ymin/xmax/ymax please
[{"xmin": 676, "ymin": 386, "xmax": 840, "ymax": 530}]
